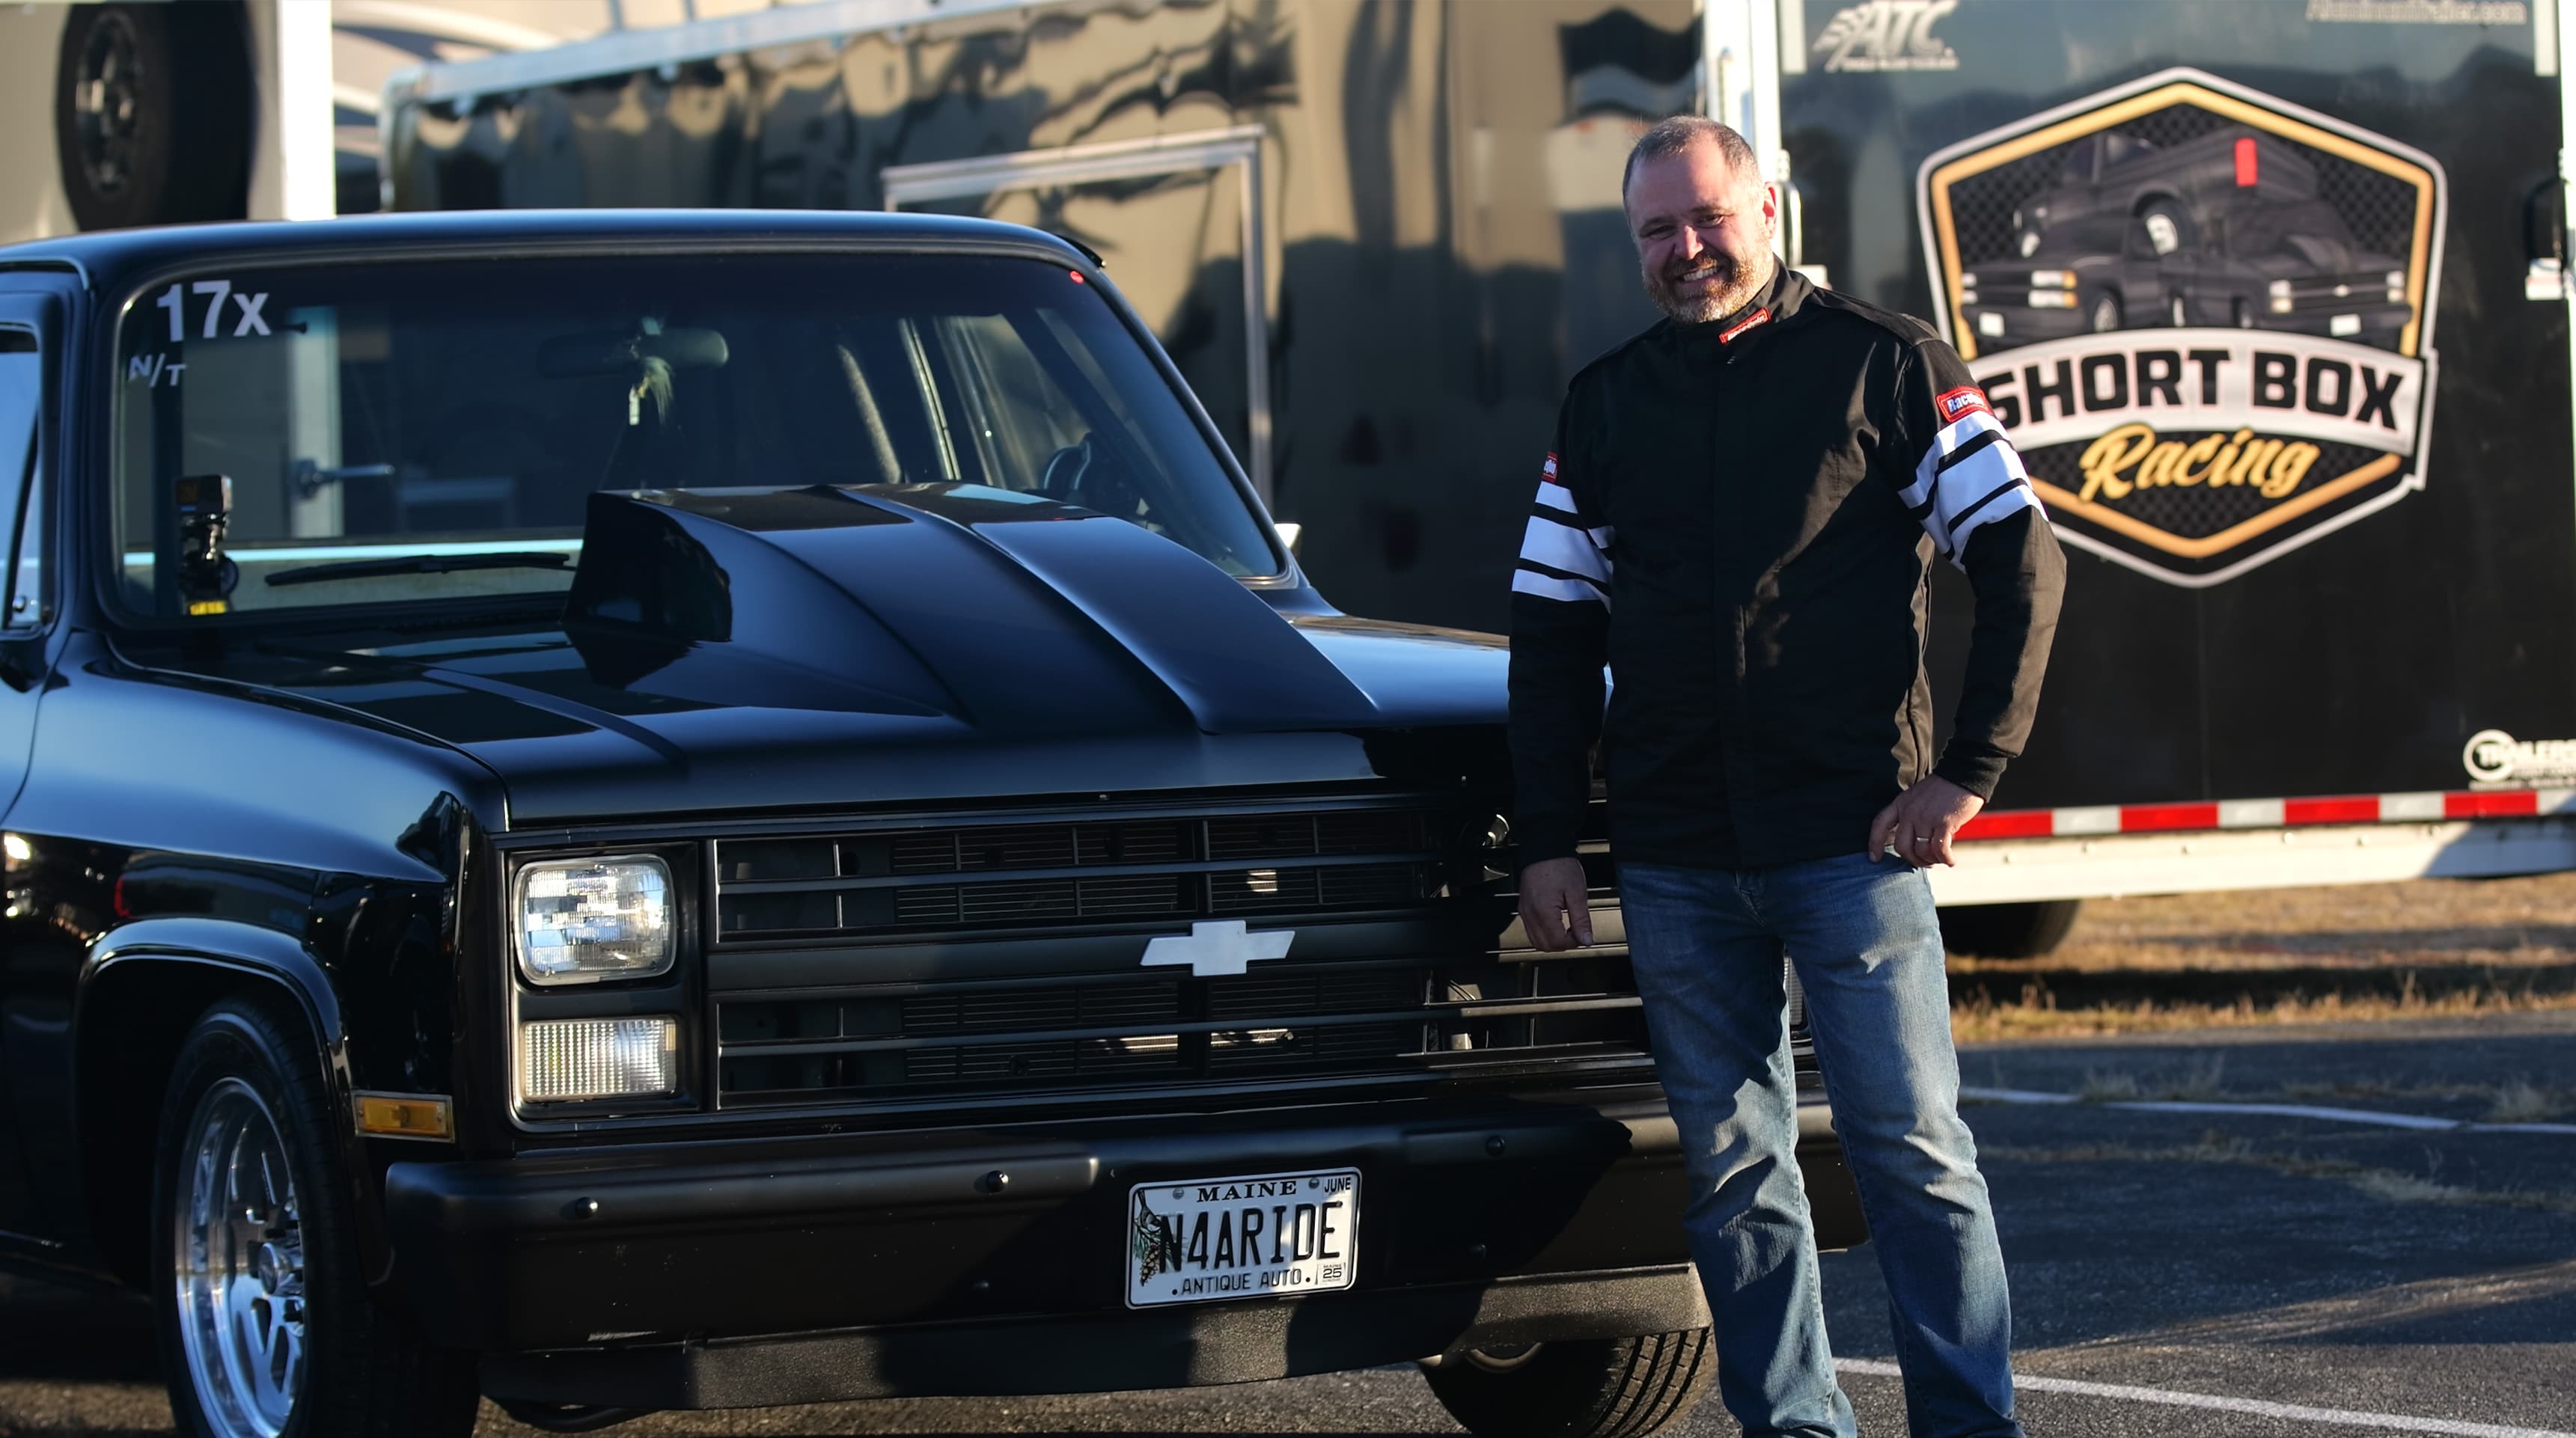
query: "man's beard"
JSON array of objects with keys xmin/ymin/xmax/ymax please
[{"xmin": 1644, "ymin": 250, "xmax": 1772, "ymax": 325}]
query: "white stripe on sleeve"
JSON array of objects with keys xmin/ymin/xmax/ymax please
[
  {"xmin": 1520, "ymin": 515, "xmax": 1611, "ymax": 583},
  {"xmin": 1535, "ymin": 483, "xmax": 1617, "ymax": 546},
  {"xmin": 1902, "ymin": 410, "xmax": 2006, "ymax": 512},
  {"xmin": 1946, "ymin": 479, "xmax": 2040, "ymax": 558},
  {"xmin": 1514, "ymin": 477, "xmax": 1613, "ymax": 604},
  {"xmin": 1512, "ymin": 568, "xmax": 1609, "ymax": 606},
  {"xmin": 1926, "ymin": 436, "xmax": 2037, "ymax": 566}
]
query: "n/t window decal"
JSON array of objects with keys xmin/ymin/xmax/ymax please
[{"xmin": 1915, "ymin": 68, "xmax": 2446, "ymax": 588}]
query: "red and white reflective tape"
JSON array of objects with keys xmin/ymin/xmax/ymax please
[{"xmin": 1956, "ymin": 788, "xmax": 2576, "ymax": 842}]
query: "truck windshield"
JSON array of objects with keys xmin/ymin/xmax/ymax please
[{"xmin": 109, "ymin": 252, "xmax": 1278, "ymax": 619}]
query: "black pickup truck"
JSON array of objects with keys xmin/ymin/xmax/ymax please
[{"xmin": 0, "ymin": 211, "xmax": 1858, "ymax": 1437}]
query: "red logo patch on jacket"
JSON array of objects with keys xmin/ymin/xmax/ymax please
[
  {"xmin": 1718, "ymin": 308, "xmax": 1771, "ymax": 344},
  {"xmin": 1541, "ymin": 451, "xmax": 1561, "ymax": 483},
  {"xmin": 1935, "ymin": 385, "xmax": 1991, "ymax": 422}
]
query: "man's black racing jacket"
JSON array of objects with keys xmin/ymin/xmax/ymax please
[{"xmin": 1507, "ymin": 266, "xmax": 2067, "ymax": 871}]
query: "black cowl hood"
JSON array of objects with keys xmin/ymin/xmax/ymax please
[{"xmin": 171, "ymin": 486, "xmax": 1510, "ymax": 826}]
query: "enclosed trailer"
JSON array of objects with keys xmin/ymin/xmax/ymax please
[{"xmin": 379, "ymin": 0, "xmax": 2576, "ymax": 952}]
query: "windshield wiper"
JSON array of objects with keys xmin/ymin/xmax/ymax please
[{"xmin": 263, "ymin": 551, "xmax": 573, "ymax": 587}]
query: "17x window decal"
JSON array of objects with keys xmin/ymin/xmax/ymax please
[{"xmin": 152, "ymin": 280, "xmax": 272, "ymax": 340}]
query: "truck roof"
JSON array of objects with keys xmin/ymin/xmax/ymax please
[{"xmin": 0, "ymin": 209, "xmax": 1088, "ymax": 290}]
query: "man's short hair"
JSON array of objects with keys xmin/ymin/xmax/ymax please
[{"xmin": 1621, "ymin": 116, "xmax": 1760, "ymax": 202}]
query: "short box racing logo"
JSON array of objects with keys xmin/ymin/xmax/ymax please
[{"xmin": 1916, "ymin": 69, "xmax": 2446, "ymax": 587}]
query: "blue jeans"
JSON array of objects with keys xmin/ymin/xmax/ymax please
[{"xmin": 1619, "ymin": 854, "xmax": 2021, "ymax": 1438}]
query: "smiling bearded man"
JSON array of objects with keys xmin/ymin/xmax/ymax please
[
  {"xmin": 1635, "ymin": 141, "xmax": 1771, "ymax": 325},
  {"xmin": 1506, "ymin": 115, "xmax": 2066, "ymax": 1438}
]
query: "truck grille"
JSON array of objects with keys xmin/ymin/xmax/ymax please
[
  {"xmin": 703, "ymin": 798, "xmax": 1801, "ymax": 1113},
  {"xmin": 714, "ymin": 953, "xmax": 1652, "ymax": 1108},
  {"xmin": 714, "ymin": 809, "xmax": 1436, "ymax": 942}
]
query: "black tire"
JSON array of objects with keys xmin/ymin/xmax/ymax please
[
  {"xmin": 2087, "ymin": 292, "xmax": 2122, "ymax": 334},
  {"xmin": 1422, "ymin": 1331, "xmax": 1717, "ymax": 1438},
  {"xmin": 1938, "ymin": 899, "xmax": 2084, "ymax": 960},
  {"xmin": 2232, "ymin": 296, "xmax": 2256, "ymax": 328},
  {"xmin": 55, "ymin": 2, "xmax": 253, "ymax": 231},
  {"xmin": 2136, "ymin": 197, "xmax": 2191, "ymax": 257},
  {"xmin": 151, "ymin": 997, "xmax": 479, "ymax": 1438}
]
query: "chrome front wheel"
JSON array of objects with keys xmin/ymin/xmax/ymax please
[{"xmin": 173, "ymin": 1077, "xmax": 305, "ymax": 1438}]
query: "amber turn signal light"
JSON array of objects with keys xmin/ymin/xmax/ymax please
[{"xmin": 355, "ymin": 1092, "xmax": 454, "ymax": 1140}]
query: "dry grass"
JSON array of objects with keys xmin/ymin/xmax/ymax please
[
  {"xmin": 1949, "ymin": 871, "xmax": 2576, "ymax": 1041},
  {"xmin": 2488, "ymin": 1078, "xmax": 2572, "ymax": 1123},
  {"xmin": 1991, "ymin": 871, "xmax": 2576, "ymax": 973},
  {"xmin": 2074, "ymin": 1053, "xmax": 2227, "ymax": 1102},
  {"xmin": 1983, "ymin": 1130, "xmax": 2576, "ymax": 1217}
]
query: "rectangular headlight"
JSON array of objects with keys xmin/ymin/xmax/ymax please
[
  {"xmin": 522, "ymin": 1017, "xmax": 680, "ymax": 1102},
  {"xmin": 516, "ymin": 856, "xmax": 674, "ymax": 985},
  {"xmin": 2028, "ymin": 290, "xmax": 2078, "ymax": 309},
  {"xmin": 2029, "ymin": 269, "xmax": 2077, "ymax": 289}
]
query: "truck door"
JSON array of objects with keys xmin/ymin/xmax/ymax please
[
  {"xmin": 1781, "ymin": 0, "xmax": 2573, "ymax": 809},
  {"xmin": 0, "ymin": 288, "xmax": 61, "ymax": 1243}
]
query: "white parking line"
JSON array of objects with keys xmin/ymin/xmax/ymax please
[
  {"xmin": 1835, "ymin": 1359, "xmax": 2576, "ymax": 1437},
  {"xmin": 1960, "ymin": 1086, "xmax": 2576, "ymax": 1136}
]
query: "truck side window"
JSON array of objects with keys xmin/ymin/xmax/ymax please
[{"xmin": 0, "ymin": 328, "xmax": 38, "ymax": 631}]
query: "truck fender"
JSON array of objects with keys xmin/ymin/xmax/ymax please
[{"xmin": 73, "ymin": 917, "xmax": 392, "ymax": 1287}]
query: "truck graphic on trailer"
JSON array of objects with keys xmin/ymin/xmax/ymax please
[{"xmin": 1962, "ymin": 125, "xmax": 2414, "ymax": 348}]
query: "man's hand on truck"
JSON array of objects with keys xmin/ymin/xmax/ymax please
[
  {"xmin": 1868, "ymin": 774, "xmax": 1984, "ymax": 868},
  {"xmin": 1518, "ymin": 856, "xmax": 1595, "ymax": 952}
]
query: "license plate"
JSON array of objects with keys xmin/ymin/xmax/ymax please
[{"xmin": 1126, "ymin": 1169, "xmax": 1359, "ymax": 1308}]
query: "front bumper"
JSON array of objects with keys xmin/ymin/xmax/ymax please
[
  {"xmin": 1961, "ymin": 302, "xmax": 2094, "ymax": 345},
  {"xmin": 385, "ymin": 1087, "xmax": 1861, "ymax": 1407},
  {"xmin": 2268, "ymin": 302, "xmax": 2411, "ymax": 340}
]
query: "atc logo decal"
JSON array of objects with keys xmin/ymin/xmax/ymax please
[
  {"xmin": 1813, "ymin": 1, "xmax": 1962, "ymax": 72},
  {"xmin": 1917, "ymin": 69, "xmax": 2446, "ymax": 587}
]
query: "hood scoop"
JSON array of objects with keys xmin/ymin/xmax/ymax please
[{"xmin": 564, "ymin": 486, "xmax": 1379, "ymax": 734}]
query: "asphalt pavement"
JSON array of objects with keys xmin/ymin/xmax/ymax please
[{"xmin": 1, "ymin": 1013, "xmax": 2569, "ymax": 1437}]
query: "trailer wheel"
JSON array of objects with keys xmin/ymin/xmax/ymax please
[
  {"xmin": 1421, "ymin": 1332, "xmax": 1716, "ymax": 1438},
  {"xmin": 55, "ymin": 1, "xmax": 252, "ymax": 230},
  {"xmin": 153, "ymin": 998, "xmax": 479, "ymax": 1438},
  {"xmin": 1938, "ymin": 899, "xmax": 2084, "ymax": 960}
]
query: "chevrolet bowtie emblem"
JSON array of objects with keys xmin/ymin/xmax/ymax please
[{"xmin": 1140, "ymin": 920, "xmax": 1295, "ymax": 978}]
